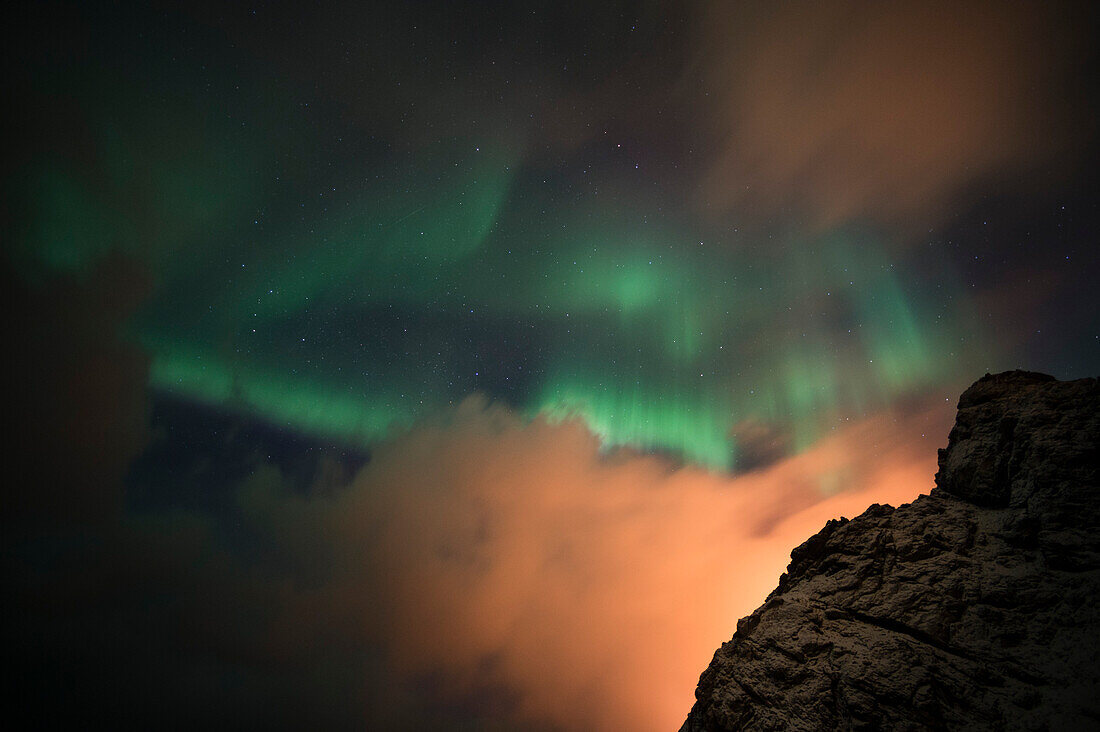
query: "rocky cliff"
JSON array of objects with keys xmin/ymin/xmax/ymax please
[{"xmin": 682, "ymin": 371, "xmax": 1100, "ymax": 731}]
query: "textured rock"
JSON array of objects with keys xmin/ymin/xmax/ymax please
[{"xmin": 682, "ymin": 371, "xmax": 1100, "ymax": 731}]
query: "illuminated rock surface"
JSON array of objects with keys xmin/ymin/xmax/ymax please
[{"xmin": 682, "ymin": 371, "xmax": 1100, "ymax": 731}]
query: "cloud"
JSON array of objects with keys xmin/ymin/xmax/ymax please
[
  {"xmin": 693, "ymin": 0, "xmax": 1092, "ymax": 233},
  {"xmin": 3, "ymin": 254, "xmax": 151, "ymax": 530},
  {"xmin": 242, "ymin": 394, "xmax": 955, "ymax": 730},
  {"xmin": 4, "ymin": 313, "xmax": 954, "ymax": 730}
]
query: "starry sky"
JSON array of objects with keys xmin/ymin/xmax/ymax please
[{"xmin": 5, "ymin": 1, "xmax": 1100, "ymax": 729}]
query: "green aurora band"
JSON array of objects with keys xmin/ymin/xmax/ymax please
[{"xmin": 11, "ymin": 46, "xmax": 995, "ymax": 472}]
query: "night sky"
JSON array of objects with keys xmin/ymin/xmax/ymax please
[{"xmin": 5, "ymin": 1, "xmax": 1100, "ymax": 729}]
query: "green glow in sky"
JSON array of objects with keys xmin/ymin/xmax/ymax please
[
  {"xmin": 150, "ymin": 345, "xmax": 423, "ymax": 444},
  {"xmin": 535, "ymin": 374, "xmax": 736, "ymax": 470},
  {"xmin": 9, "ymin": 43, "xmax": 995, "ymax": 472}
]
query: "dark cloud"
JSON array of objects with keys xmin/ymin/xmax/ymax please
[
  {"xmin": 3, "ymin": 254, "xmax": 150, "ymax": 530},
  {"xmin": 731, "ymin": 418, "xmax": 792, "ymax": 473}
]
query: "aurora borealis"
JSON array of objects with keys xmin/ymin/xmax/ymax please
[
  {"xmin": 5, "ymin": 1, "xmax": 1100, "ymax": 729},
  {"xmin": 15, "ymin": 70, "xmax": 989, "ymax": 469}
]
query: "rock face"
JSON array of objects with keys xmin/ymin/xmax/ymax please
[{"xmin": 682, "ymin": 371, "xmax": 1100, "ymax": 731}]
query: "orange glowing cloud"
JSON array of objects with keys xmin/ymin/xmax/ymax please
[
  {"xmin": 241, "ymin": 394, "xmax": 955, "ymax": 730},
  {"xmin": 693, "ymin": 0, "xmax": 1090, "ymax": 233}
]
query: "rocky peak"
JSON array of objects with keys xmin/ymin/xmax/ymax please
[
  {"xmin": 934, "ymin": 370, "xmax": 1097, "ymax": 509},
  {"xmin": 682, "ymin": 372, "xmax": 1100, "ymax": 731}
]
